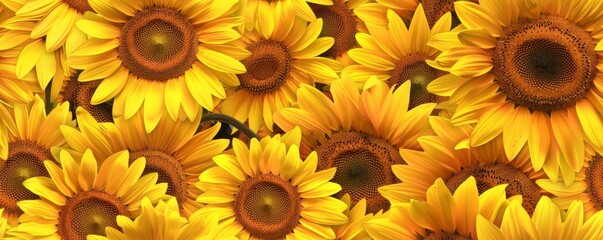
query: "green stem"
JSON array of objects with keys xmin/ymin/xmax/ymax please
[
  {"xmin": 201, "ymin": 113, "xmax": 259, "ymax": 139},
  {"xmin": 44, "ymin": 84, "xmax": 52, "ymax": 114}
]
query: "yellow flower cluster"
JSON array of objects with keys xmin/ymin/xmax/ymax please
[{"xmin": 1, "ymin": 0, "xmax": 603, "ymax": 239}]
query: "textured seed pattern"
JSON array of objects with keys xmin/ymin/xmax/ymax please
[
  {"xmin": 493, "ymin": 16, "xmax": 596, "ymax": 112},
  {"xmin": 58, "ymin": 190, "xmax": 127, "ymax": 240},
  {"xmin": 316, "ymin": 131, "xmax": 404, "ymax": 214},
  {"xmin": 119, "ymin": 7, "xmax": 197, "ymax": 81},
  {"xmin": 234, "ymin": 173, "xmax": 301, "ymax": 239},
  {"xmin": 0, "ymin": 141, "xmax": 52, "ymax": 217},
  {"xmin": 309, "ymin": 0, "xmax": 357, "ymax": 58},
  {"xmin": 446, "ymin": 164, "xmax": 541, "ymax": 214}
]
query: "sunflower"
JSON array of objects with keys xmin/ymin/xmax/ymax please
[
  {"xmin": 380, "ymin": 116, "xmax": 548, "ymax": 215},
  {"xmin": 6, "ymin": 149, "xmax": 167, "ymax": 239},
  {"xmin": 59, "ymin": 107, "xmax": 229, "ymax": 218},
  {"xmin": 87, "ymin": 196, "xmax": 226, "ymax": 240},
  {"xmin": 195, "ymin": 129, "xmax": 349, "ymax": 239},
  {"xmin": 426, "ymin": 0, "xmax": 603, "ymax": 184},
  {"xmin": 334, "ymin": 194, "xmax": 373, "ymax": 240},
  {"xmin": 1, "ymin": 0, "xmax": 91, "ymax": 101},
  {"xmin": 67, "ymin": 0, "xmax": 250, "ymax": 132},
  {"xmin": 366, "ymin": 177, "xmax": 516, "ymax": 240},
  {"xmin": 274, "ymin": 77, "xmax": 434, "ymax": 214},
  {"xmin": 477, "ymin": 196, "xmax": 603, "ymax": 240},
  {"xmin": 536, "ymin": 151, "xmax": 603, "ymax": 218},
  {"xmin": 343, "ymin": 5, "xmax": 454, "ymax": 109},
  {"xmin": 0, "ymin": 95, "xmax": 74, "ymax": 225},
  {"xmin": 219, "ymin": 14, "xmax": 340, "ymax": 132}
]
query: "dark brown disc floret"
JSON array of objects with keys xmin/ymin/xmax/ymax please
[
  {"xmin": 389, "ymin": 54, "xmax": 447, "ymax": 109},
  {"xmin": 119, "ymin": 7, "xmax": 197, "ymax": 81},
  {"xmin": 493, "ymin": 16, "xmax": 597, "ymax": 112},
  {"xmin": 234, "ymin": 173, "xmax": 301, "ymax": 239},
  {"xmin": 58, "ymin": 190, "xmax": 127, "ymax": 240},
  {"xmin": 309, "ymin": 0, "xmax": 357, "ymax": 58},
  {"xmin": 0, "ymin": 140, "xmax": 52, "ymax": 218},
  {"xmin": 445, "ymin": 163, "xmax": 541, "ymax": 214},
  {"xmin": 238, "ymin": 40, "xmax": 292, "ymax": 94},
  {"xmin": 130, "ymin": 150, "xmax": 187, "ymax": 205},
  {"xmin": 315, "ymin": 131, "xmax": 404, "ymax": 214}
]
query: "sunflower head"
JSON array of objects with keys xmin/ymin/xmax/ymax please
[
  {"xmin": 7, "ymin": 149, "xmax": 168, "ymax": 239},
  {"xmin": 69, "ymin": 0, "xmax": 250, "ymax": 132},
  {"xmin": 426, "ymin": 0, "xmax": 603, "ymax": 185},
  {"xmin": 0, "ymin": 96, "xmax": 74, "ymax": 225},
  {"xmin": 196, "ymin": 128, "xmax": 349, "ymax": 239},
  {"xmin": 345, "ymin": 5, "xmax": 453, "ymax": 109},
  {"xmin": 220, "ymin": 14, "xmax": 340, "ymax": 132}
]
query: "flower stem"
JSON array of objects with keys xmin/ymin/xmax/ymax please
[{"xmin": 201, "ymin": 113, "xmax": 259, "ymax": 139}]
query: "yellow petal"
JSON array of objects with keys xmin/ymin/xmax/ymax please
[
  {"xmin": 23, "ymin": 177, "xmax": 66, "ymax": 206},
  {"xmin": 301, "ymin": 207, "xmax": 348, "ymax": 225},
  {"xmin": 77, "ymin": 19, "xmax": 121, "ymax": 39},
  {"xmin": 455, "ymin": 1, "xmax": 502, "ymax": 37},
  {"xmin": 476, "ymin": 215, "xmax": 505, "ymax": 240},
  {"xmin": 528, "ymin": 111, "xmax": 550, "ymax": 171},
  {"xmin": 77, "ymin": 149, "xmax": 98, "ymax": 191},
  {"xmin": 16, "ymin": 39, "xmax": 44, "ymax": 79},
  {"xmin": 91, "ymin": 66, "xmax": 128, "ymax": 104},
  {"xmin": 576, "ymin": 100, "xmax": 603, "ymax": 152},
  {"xmin": 500, "ymin": 202, "xmax": 537, "ymax": 239},
  {"xmin": 532, "ymin": 196, "xmax": 562, "ymax": 240},
  {"xmin": 503, "ymin": 106, "xmax": 531, "ymax": 160},
  {"xmin": 470, "ymin": 102, "xmax": 512, "ymax": 147},
  {"xmin": 213, "ymin": 154, "xmax": 247, "ymax": 181},
  {"xmin": 79, "ymin": 58, "xmax": 122, "ymax": 81},
  {"xmin": 197, "ymin": 48, "xmax": 246, "ymax": 74},
  {"xmin": 458, "ymin": 28, "xmax": 498, "ymax": 49},
  {"xmin": 453, "ymin": 177, "xmax": 478, "ymax": 237},
  {"xmin": 550, "ymin": 110, "xmax": 584, "ymax": 172},
  {"xmin": 347, "ymin": 48, "xmax": 395, "ymax": 70}
]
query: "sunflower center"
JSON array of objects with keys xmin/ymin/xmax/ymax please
[
  {"xmin": 58, "ymin": 190, "xmax": 127, "ymax": 240},
  {"xmin": 130, "ymin": 150, "xmax": 187, "ymax": 205},
  {"xmin": 585, "ymin": 155, "xmax": 603, "ymax": 210},
  {"xmin": 238, "ymin": 40, "xmax": 291, "ymax": 94},
  {"xmin": 0, "ymin": 141, "xmax": 52, "ymax": 217},
  {"xmin": 62, "ymin": 0, "xmax": 93, "ymax": 14},
  {"xmin": 234, "ymin": 173, "xmax": 300, "ymax": 239},
  {"xmin": 119, "ymin": 7, "xmax": 197, "ymax": 81},
  {"xmin": 493, "ymin": 16, "xmax": 596, "ymax": 112},
  {"xmin": 309, "ymin": 0, "xmax": 357, "ymax": 58},
  {"xmin": 61, "ymin": 74, "xmax": 113, "ymax": 122},
  {"xmin": 445, "ymin": 163, "xmax": 541, "ymax": 214},
  {"xmin": 426, "ymin": 231, "xmax": 472, "ymax": 240},
  {"xmin": 390, "ymin": 54, "xmax": 446, "ymax": 109},
  {"xmin": 316, "ymin": 131, "xmax": 403, "ymax": 214}
]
